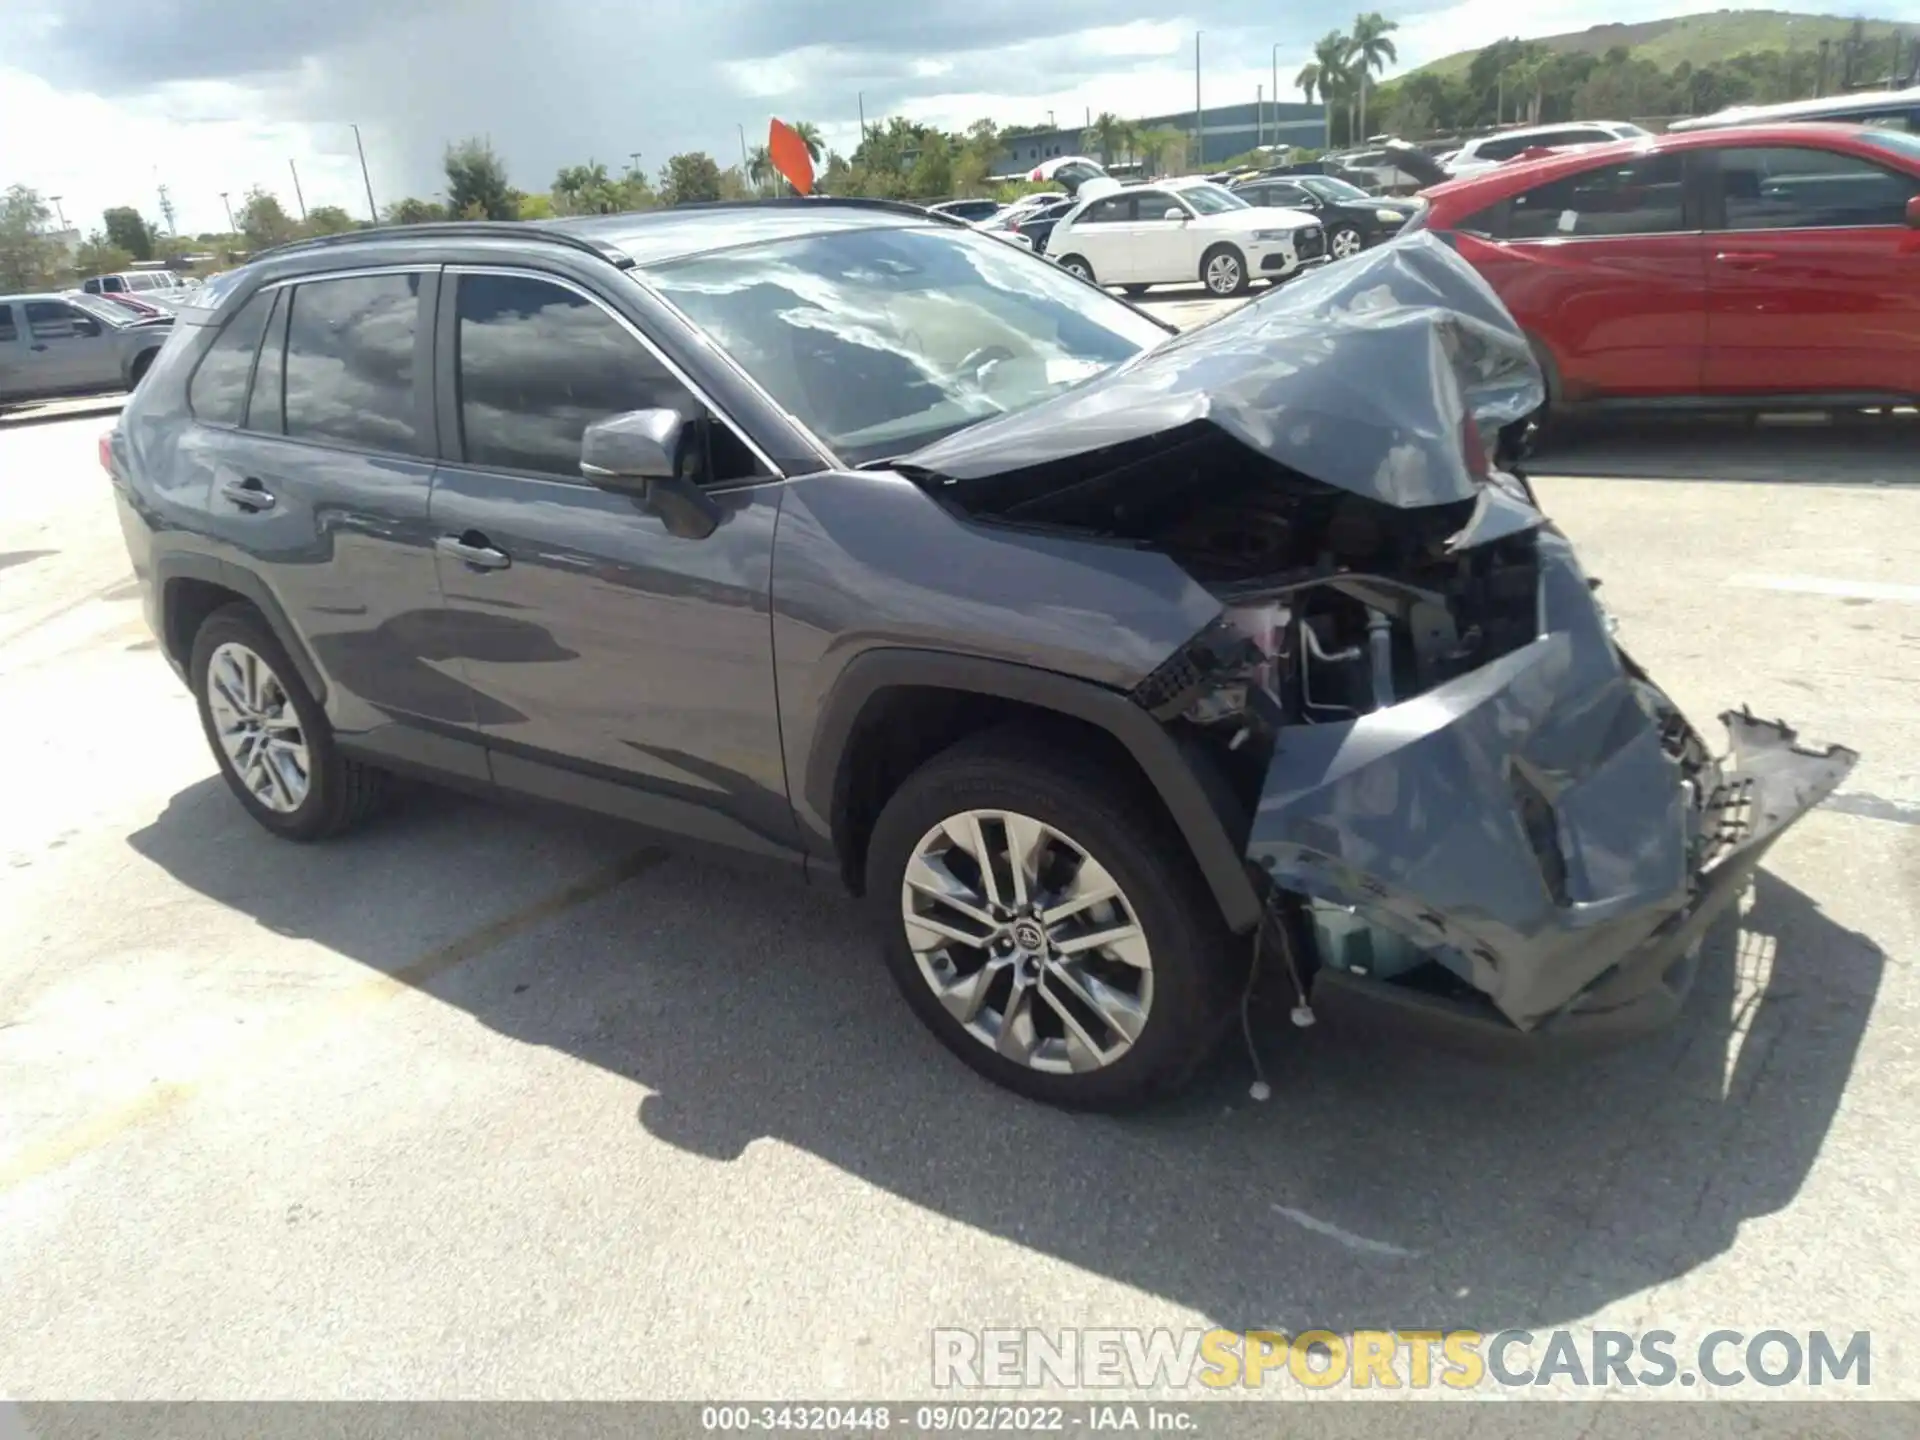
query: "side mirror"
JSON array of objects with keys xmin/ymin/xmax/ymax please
[
  {"xmin": 579, "ymin": 408, "xmax": 721, "ymax": 541},
  {"xmin": 1162, "ymin": 207, "xmax": 1187, "ymax": 222},
  {"xmin": 1907, "ymin": 194, "xmax": 1920, "ymax": 229}
]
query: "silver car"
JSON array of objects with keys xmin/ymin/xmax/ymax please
[{"xmin": 0, "ymin": 292, "xmax": 174, "ymax": 409}]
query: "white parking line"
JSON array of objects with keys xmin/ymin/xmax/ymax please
[{"xmin": 1727, "ymin": 574, "xmax": 1920, "ymax": 604}]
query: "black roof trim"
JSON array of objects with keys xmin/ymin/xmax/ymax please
[
  {"xmin": 248, "ymin": 220, "xmax": 637, "ymax": 269},
  {"xmin": 648, "ymin": 195, "xmax": 974, "ymax": 228}
]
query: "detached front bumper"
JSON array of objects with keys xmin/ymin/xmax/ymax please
[
  {"xmin": 1245, "ymin": 530, "xmax": 1858, "ymax": 1056},
  {"xmin": 1305, "ymin": 709, "xmax": 1857, "ymax": 1058}
]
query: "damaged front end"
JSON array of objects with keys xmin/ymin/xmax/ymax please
[{"xmin": 901, "ymin": 233, "xmax": 1858, "ymax": 1054}]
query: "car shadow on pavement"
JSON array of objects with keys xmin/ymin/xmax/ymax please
[{"xmin": 128, "ymin": 777, "xmax": 1883, "ymax": 1336}]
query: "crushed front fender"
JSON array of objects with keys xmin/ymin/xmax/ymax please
[{"xmin": 1245, "ymin": 530, "xmax": 1858, "ymax": 1035}]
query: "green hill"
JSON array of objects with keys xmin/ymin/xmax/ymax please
[{"xmin": 1409, "ymin": 10, "xmax": 1909, "ymax": 80}]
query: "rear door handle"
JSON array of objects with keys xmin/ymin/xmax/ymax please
[
  {"xmin": 220, "ymin": 477, "xmax": 275, "ymax": 511},
  {"xmin": 436, "ymin": 532, "xmax": 511, "ymax": 571},
  {"xmin": 1714, "ymin": 251, "xmax": 1776, "ymax": 269},
  {"xmin": 29, "ymin": 343, "xmax": 48, "ymax": 352}
]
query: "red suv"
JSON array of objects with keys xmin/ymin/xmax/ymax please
[{"xmin": 1413, "ymin": 123, "xmax": 1920, "ymax": 413}]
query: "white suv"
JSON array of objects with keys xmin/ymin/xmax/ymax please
[
  {"xmin": 1443, "ymin": 121, "xmax": 1648, "ymax": 178},
  {"xmin": 1046, "ymin": 178, "xmax": 1326, "ymax": 297}
]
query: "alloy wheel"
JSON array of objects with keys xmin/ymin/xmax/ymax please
[
  {"xmin": 1331, "ymin": 227, "xmax": 1364, "ymax": 259},
  {"xmin": 205, "ymin": 641, "xmax": 311, "ymax": 813},
  {"xmin": 1205, "ymin": 253, "xmax": 1242, "ymax": 294},
  {"xmin": 901, "ymin": 809, "xmax": 1153, "ymax": 1074}
]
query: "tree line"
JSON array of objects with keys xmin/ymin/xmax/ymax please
[{"xmin": 1372, "ymin": 22, "xmax": 1913, "ymax": 138}]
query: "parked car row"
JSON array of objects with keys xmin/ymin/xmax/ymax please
[{"xmin": 0, "ymin": 290, "xmax": 173, "ymax": 409}]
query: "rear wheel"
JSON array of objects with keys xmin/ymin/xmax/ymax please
[
  {"xmin": 1122, "ymin": 284, "xmax": 1152, "ymax": 297},
  {"xmin": 1056, "ymin": 254, "xmax": 1096, "ymax": 283},
  {"xmin": 189, "ymin": 604, "xmax": 388, "ymax": 841},
  {"xmin": 865, "ymin": 731, "xmax": 1239, "ymax": 1110},
  {"xmin": 1200, "ymin": 244, "xmax": 1248, "ymax": 296}
]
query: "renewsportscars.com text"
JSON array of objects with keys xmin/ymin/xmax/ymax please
[{"xmin": 932, "ymin": 1327, "xmax": 1872, "ymax": 1392}]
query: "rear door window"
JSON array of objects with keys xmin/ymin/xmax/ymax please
[
  {"xmin": 282, "ymin": 272, "xmax": 425, "ymax": 454},
  {"xmin": 0, "ymin": 304, "xmax": 16, "ymax": 343},
  {"xmin": 1075, "ymin": 196, "xmax": 1131, "ymax": 224},
  {"xmin": 187, "ymin": 288, "xmax": 276, "ymax": 425},
  {"xmin": 1713, "ymin": 145, "xmax": 1920, "ymax": 230},
  {"xmin": 1506, "ymin": 153, "xmax": 1687, "ymax": 239}
]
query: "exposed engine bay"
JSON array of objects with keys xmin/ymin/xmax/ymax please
[{"xmin": 901, "ymin": 233, "xmax": 1858, "ymax": 1045}]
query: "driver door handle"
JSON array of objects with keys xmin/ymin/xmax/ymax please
[
  {"xmin": 220, "ymin": 477, "xmax": 275, "ymax": 511},
  {"xmin": 29, "ymin": 343, "xmax": 48, "ymax": 352},
  {"xmin": 1714, "ymin": 251, "xmax": 1776, "ymax": 269},
  {"xmin": 436, "ymin": 532, "xmax": 511, "ymax": 571}
]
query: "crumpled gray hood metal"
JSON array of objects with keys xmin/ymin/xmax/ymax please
[{"xmin": 900, "ymin": 232, "xmax": 1544, "ymax": 509}]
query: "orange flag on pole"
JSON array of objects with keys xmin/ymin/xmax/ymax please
[{"xmin": 769, "ymin": 118, "xmax": 815, "ymax": 196}]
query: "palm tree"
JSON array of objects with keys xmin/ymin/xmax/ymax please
[
  {"xmin": 1082, "ymin": 110, "xmax": 1136, "ymax": 166},
  {"xmin": 1350, "ymin": 12, "xmax": 1400, "ymax": 140},
  {"xmin": 746, "ymin": 144, "xmax": 775, "ymax": 194},
  {"xmin": 1304, "ymin": 30, "xmax": 1355, "ymax": 145},
  {"xmin": 791, "ymin": 121, "xmax": 826, "ymax": 165}
]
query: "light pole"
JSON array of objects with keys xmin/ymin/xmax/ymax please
[
  {"xmin": 1194, "ymin": 31, "xmax": 1204, "ymax": 167},
  {"xmin": 351, "ymin": 123, "xmax": 378, "ymax": 223},
  {"xmin": 220, "ymin": 191, "xmax": 235, "ymax": 233},
  {"xmin": 50, "ymin": 195, "xmax": 68, "ymax": 231},
  {"xmin": 628, "ymin": 151, "xmax": 643, "ymax": 178},
  {"xmin": 1272, "ymin": 43, "xmax": 1281, "ymax": 155},
  {"xmin": 288, "ymin": 158, "xmax": 307, "ymax": 221}
]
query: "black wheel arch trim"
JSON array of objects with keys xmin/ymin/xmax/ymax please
[
  {"xmin": 153, "ymin": 551, "xmax": 328, "ymax": 705},
  {"xmin": 805, "ymin": 647, "xmax": 1264, "ymax": 934}
]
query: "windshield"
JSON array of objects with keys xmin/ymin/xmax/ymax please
[
  {"xmin": 1299, "ymin": 175, "xmax": 1373, "ymax": 203},
  {"xmin": 1174, "ymin": 182, "xmax": 1249, "ymax": 214},
  {"xmin": 1863, "ymin": 129, "xmax": 1920, "ymax": 164},
  {"xmin": 646, "ymin": 224, "xmax": 1171, "ymax": 467}
]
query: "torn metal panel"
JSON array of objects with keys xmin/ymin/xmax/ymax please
[
  {"xmin": 901, "ymin": 232, "xmax": 1543, "ymax": 509},
  {"xmin": 1244, "ymin": 531, "xmax": 1858, "ymax": 1030}
]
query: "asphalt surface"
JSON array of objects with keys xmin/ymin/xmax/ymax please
[{"xmin": 2, "ymin": 337, "xmax": 1917, "ymax": 1408}]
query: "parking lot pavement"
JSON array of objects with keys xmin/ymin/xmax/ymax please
[{"xmin": 1, "ymin": 414, "xmax": 1917, "ymax": 1401}]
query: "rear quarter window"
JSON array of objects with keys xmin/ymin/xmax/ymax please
[{"xmin": 188, "ymin": 289, "xmax": 276, "ymax": 426}]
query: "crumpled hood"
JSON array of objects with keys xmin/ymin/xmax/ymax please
[{"xmin": 900, "ymin": 231, "xmax": 1544, "ymax": 510}]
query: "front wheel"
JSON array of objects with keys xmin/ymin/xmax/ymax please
[
  {"xmin": 1328, "ymin": 224, "xmax": 1365, "ymax": 260},
  {"xmin": 1200, "ymin": 244, "xmax": 1248, "ymax": 297},
  {"xmin": 865, "ymin": 731, "xmax": 1239, "ymax": 1110},
  {"xmin": 1122, "ymin": 284, "xmax": 1152, "ymax": 297}
]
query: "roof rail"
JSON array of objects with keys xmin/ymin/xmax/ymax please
[
  {"xmin": 654, "ymin": 194, "xmax": 973, "ymax": 228},
  {"xmin": 247, "ymin": 220, "xmax": 635, "ymax": 268}
]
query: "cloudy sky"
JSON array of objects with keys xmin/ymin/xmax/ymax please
[{"xmin": 0, "ymin": 0, "xmax": 1895, "ymax": 235}]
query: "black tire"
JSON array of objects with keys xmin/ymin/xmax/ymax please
[
  {"xmin": 128, "ymin": 349, "xmax": 157, "ymax": 389},
  {"xmin": 1056, "ymin": 254, "xmax": 1096, "ymax": 283},
  {"xmin": 1199, "ymin": 243, "xmax": 1249, "ymax": 296},
  {"xmin": 189, "ymin": 603, "xmax": 387, "ymax": 841},
  {"xmin": 1122, "ymin": 284, "xmax": 1151, "ymax": 297},
  {"xmin": 865, "ymin": 728, "xmax": 1241, "ymax": 1111}
]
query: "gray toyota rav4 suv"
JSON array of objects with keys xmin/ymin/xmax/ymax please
[{"xmin": 106, "ymin": 201, "xmax": 1855, "ymax": 1109}]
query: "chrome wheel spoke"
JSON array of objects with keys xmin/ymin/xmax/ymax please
[
  {"xmin": 904, "ymin": 851, "xmax": 995, "ymax": 928},
  {"xmin": 1041, "ymin": 854, "xmax": 1120, "ymax": 927},
  {"xmin": 1002, "ymin": 811, "xmax": 1047, "ymax": 910},
  {"xmin": 994, "ymin": 980, "xmax": 1041, "ymax": 1065},
  {"xmin": 905, "ymin": 909, "xmax": 991, "ymax": 953},
  {"xmin": 936, "ymin": 956, "xmax": 1009, "ymax": 1026},
  {"xmin": 1052, "ymin": 918, "xmax": 1150, "ymax": 968},
  {"xmin": 206, "ymin": 642, "xmax": 312, "ymax": 815},
  {"xmin": 1046, "ymin": 960, "xmax": 1147, "ymax": 1046}
]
